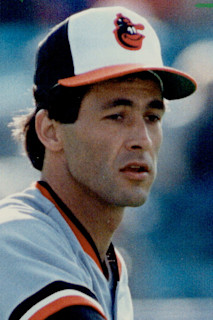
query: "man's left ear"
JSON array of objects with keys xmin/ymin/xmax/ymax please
[{"xmin": 35, "ymin": 109, "xmax": 63, "ymax": 152}]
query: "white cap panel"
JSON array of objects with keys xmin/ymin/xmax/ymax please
[{"xmin": 68, "ymin": 7, "xmax": 163, "ymax": 75}]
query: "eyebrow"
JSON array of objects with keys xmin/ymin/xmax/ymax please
[
  {"xmin": 102, "ymin": 98, "xmax": 165, "ymax": 111},
  {"xmin": 148, "ymin": 99, "xmax": 166, "ymax": 111},
  {"xmin": 112, "ymin": 99, "xmax": 133, "ymax": 108}
]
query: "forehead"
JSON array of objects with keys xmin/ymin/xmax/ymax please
[
  {"xmin": 83, "ymin": 75, "xmax": 164, "ymax": 107},
  {"xmin": 76, "ymin": 76, "xmax": 165, "ymax": 121}
]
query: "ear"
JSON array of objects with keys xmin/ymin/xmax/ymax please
[{"xmin": 35, "ymin": 110, "xmax": 63, "ymax": 152}]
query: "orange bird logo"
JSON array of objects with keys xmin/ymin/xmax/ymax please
[{"xmin": 113, "ymin": 13, "xmax": 145, "ymax": 50}]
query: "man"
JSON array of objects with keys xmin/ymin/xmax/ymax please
[{"xmin": 0, "ymin": 6, "xmax": 196, "ymax": 320}]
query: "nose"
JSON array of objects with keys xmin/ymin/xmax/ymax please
[{"xmin": 125, "ymin": 118, "xmax": 152, "ymax": 151}]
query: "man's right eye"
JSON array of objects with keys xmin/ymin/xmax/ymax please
[{"xmin": 106, "ymin": 113, "xmax": 123, "ymax": 120}]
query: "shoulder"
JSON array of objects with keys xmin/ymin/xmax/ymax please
[
  {"xmin": 0, "ymin": 186, "xmax": 90, "ymax": 277},
  {"xmin": 0, "ymin": 186, "xmax": 67, "ymax": 254},
  {"xmin": 0, "ymin": 187, "xmax": 96, "ymax": 319},
  {"xmin": 0, "ymin": 185, "xmax": 53, "ymax": 220}
]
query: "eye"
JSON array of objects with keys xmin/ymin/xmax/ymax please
[
  {"xmin": 106, "ymin": 113, "xmax": 124, "ymax": 120},
  {"xmin": 145, "ymin": 114, "xmax": 161, "ymax": 123}
]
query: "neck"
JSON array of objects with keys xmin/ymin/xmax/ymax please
[{"xmin": 41, "ymin": 173, "xmax": 125, "ymax": 261}]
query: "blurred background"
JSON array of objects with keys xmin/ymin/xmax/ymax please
[{"xmin": 1, "ymin": 0, "xmax": 212, "ymax": 319}]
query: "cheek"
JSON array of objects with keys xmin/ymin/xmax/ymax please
[
  {"xmin": 151, "ymin": 126, "xmax": 163, "ymax": 157},
  {"xmin": 64, "ymin": 130, "xmax": 111, "ymax": 171}
]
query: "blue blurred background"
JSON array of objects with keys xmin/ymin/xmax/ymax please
[{"xmin": 1, "ymin": 0, "xmax": 212, "ymax": 318}]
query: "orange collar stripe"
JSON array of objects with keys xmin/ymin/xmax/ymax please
[{"xmin": 35, "ymin": 182, "xmax": 103, "ymax": 273}]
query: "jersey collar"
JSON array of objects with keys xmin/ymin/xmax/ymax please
[{"xmin": 35, "ymin": 181, "xmax": 121, "ymax": 280}]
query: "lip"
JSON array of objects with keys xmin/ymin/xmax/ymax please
[{"xmin": 120, "ymin": 162, "xmax": 151, "ymax": 181}]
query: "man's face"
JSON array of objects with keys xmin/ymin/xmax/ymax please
[{"xmin": 60, "ymin": 76, "xmax": 165, "ymax": 208}]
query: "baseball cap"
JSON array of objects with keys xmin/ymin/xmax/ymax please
[{"xmin": 34, "ymin": 6, "xmax": 197, "ymax": 100}]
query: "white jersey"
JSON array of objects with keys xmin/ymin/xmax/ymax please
[{"xmin": 0, "ymin": 181, "xmax": 133, "ymax": 320}]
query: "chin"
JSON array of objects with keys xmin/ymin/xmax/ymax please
[
  {"xmin": 125, "ymin": 196, "xmax": 148, "ymax": 208},
  {"xmin": 126, "ymin": 186, "xmax": 152, "ymax": 206},
  {"xmin": 112, "ymin": 191, "xmax": 149, "ymax": 208}
]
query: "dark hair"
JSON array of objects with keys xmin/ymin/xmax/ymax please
[{"xmin": 11, "ymin": 85, "xmax": 90, "ymax": 171}]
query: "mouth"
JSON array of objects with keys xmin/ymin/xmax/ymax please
[
  {"xmin": 123, "ymin": 33, "xmax": 142, "ymax": 41},
  {"xmin": 120, "ymin": 163, "xmax": 150, "ymax": 181}
]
